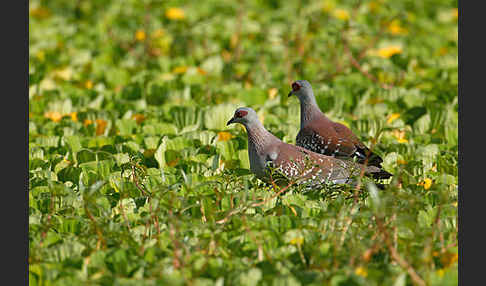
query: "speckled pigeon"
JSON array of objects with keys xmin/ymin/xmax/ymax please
[
  {"xmin": 226, "ymin": 107, "xmax": 385, "ymax": 187},
  {"xmin": 288, "ymin": 80, "xmax": 392, "ymax": 179}
]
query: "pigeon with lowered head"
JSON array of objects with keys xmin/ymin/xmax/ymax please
[{"xmin": 226, "ymin": 107, "xmax": 386, "ymax": 187}]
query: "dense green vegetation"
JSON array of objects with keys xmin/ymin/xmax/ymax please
[{"xmin": 29, "ymin": 0, "xmax": 458, "ymax": 285}]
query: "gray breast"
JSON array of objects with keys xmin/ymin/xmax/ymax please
[{"xmin": 248, "ymin": 144, "xmax": 267, "ymax": 178}]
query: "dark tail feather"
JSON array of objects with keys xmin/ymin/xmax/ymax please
[
  {"xmin": 364, "ymin": 150, "xmax": 392, "ymax": 179},
  {"xmin": 371, "ymin": 169, "xmax": 393, "ymax": 180},
  {"xmin": 375, "ymin": 183, "xmax": 386, "ymax": 190},
  {"xmin": 356, "ymin": 147, "xmax": 384, "ymax": 168},
  {"xmin": 367, "ymin": 153, "xmax": 384, "ymax": 168}
]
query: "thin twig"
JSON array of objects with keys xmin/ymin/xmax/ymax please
[
  {"xmin": 216, "ymin": 180, "xmax": 295, "ymax": 224},
  {"xmin": 84, "ymin": 203, "xmax": 106, "ymax": 250},
  {"xmin": 342, "ymin": 39, "xmax": 393, "ymax": 90},
  {"xmin": 168, "ymin": 209, "xmax": 183, "ymax": 269},
  {"xmin": 376, "ymin": 217, "xmax": 426, "ymax": 286},
  {"xmin": 241, "ymin": 216, "xmax": 272, "ymax": 262}
]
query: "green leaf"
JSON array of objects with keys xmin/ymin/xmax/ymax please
[
  {"xmin": 64, "ymin": 135, "xmax": 82, "ymax": 154},
  {"xmin": 144, "ymin": 136, "xmax": 160, "ymax": 150},
  {"xmin": 155, "ymin": 137, "xmax": 168, "ymax": 168},
  {"xmin": 36, "ymin": 136, "xmax": 59, "ymax": 148},
  {"xmin": 143, "ymin": 122, "xmax": 177, "ymax": 136},
  {"xmin": 403, "ymin": 106, "xmax": 427, "ymax": 125},
  {"xmin": 367, "ymin": 182, "xmax": 382, "ymax": 215},
  {"xmin": 204, "ymin": 103, "xmax": 239, "ymax": 130},
  {"xmin": 238, "ymin": 268, "xmax": 262, "ymax": 286},
  {"xmin": 76, "ymin": 149, "xmax": 96, "ymax": 163},
  {"xmin": 146, "ymin": 84, "xmax": 168, "ymax": 106},
  {"xmin": 116, "ymin": 119, "xmax": 138, "ymax": 136},
  {"xmin": 393, "ymin": 273, "xmax": 407, "ymax": 286},
  {"xmin": 57, "ymin": 166, "xmax": 82, "ymax": 183}
]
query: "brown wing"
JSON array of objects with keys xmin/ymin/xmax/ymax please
[
  {"xmin": 332, "ymin": 122, "xmax": 384, "ymax": 167},
  {"xmin": 296, "ymin": 116, "xmax": 357, "ymax": 157},
  {"xmin": 271, "ymin": 142, "xmax": 362, "ymax": 186},
  {"xmin": 331, "ymin": 122, "xmax": 361, "ymax": 146}
]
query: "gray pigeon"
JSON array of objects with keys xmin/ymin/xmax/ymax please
[
  {"xmin": 288, "ymin": 80, "xmax": 392, "ymax": 179},
  {"xmin": 226, "ymin": 107, "xmax": 384, "ymax": 187}
]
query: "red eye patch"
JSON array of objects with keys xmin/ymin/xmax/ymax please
[
  {"xmin": 235, "ymin": 110, "xmax": 248, "ymax": 118},
  {"xmin": 292, "ymin": 82, "xmax": 301, "ymax": 91}
]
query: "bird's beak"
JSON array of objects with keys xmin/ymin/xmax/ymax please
[
  {"xmin": 288, "ymin": 90, "xmax": 293, "ymax": 97},
  {"xmin": 226, "ymin": 117, "xmax": 235, "ymax": 126}
]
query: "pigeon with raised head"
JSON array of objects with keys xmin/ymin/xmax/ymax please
[
  {"xmin": 226, "ymin": 107, "xmax": 385, "ymax": 187},
  {"xmin": 288, "ymin": 80, "xmax": 392, "ymax": 179}
]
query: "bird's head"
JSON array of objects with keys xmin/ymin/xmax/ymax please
[
  {"xmin": 227, "ymin": 107, "xmax": 259, "ymax": 127},
  {"xmin": 287, "ymin": 80, "xmax": 315, "ymax": 103}
]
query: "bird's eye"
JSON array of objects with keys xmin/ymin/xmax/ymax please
[
  {"xmin": 292, "ymin": 82, "xmax": 301, "ymax": 91},
  {"xmin": 236, "ymin": 110, "xmax": 248, "ymax": 118}
]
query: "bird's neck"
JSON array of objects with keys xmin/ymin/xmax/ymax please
[
  {"xmin": 245, "ymin": 122, "xmax": 274, "ymax": 154},
  {"xmin": 300, "ymin": 97, "xmax": 321, "ymax": 129}
]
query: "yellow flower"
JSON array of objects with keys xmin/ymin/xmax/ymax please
[
  {"xmin": 172, "ymin": 66, "xmax": 188, "ymax": 74},
  {"xmin": 70, "ymin": 112, "xmax": 78, "ymax": 122},
  {"xmin": 387, "ymin": 20, "xmax": 408, "ymax": 35},
  {"xmin": 397, "ymin": 159, "xmax": 407, "ymax": 165},
  {"xmin": 418, "ymin": 178, "xmax": 432, "ymax": 190},
  {"xmin": 372, "ymin": 45, "xmax": 403, "ymax": 59},
  {"xmin": 333, "ymin": 9, "xmax": 350, "ymax": 21},
  {"xmin": 131, "ymin": 114, "xmax": 146, "ymax": 124},
  {"xmin": 165, "ymin": 8, "xmax": 185, "ymax": 20},
  {"xmin": 437, "ymin": 269, "xmax": 445, "ymax": 278},
  {"xmin": 268, "ymin": 88, "xmax": 278, "ymax": 99},
  {"xmin": 84, "ymin": 80, "xmax": 93, "ymax": 89},
  {"xmin": 355, "ymin": 266, "xmax": 368, "ymax": 277},
  {"xmin": 44, "ymin": 111, "xmax": 63, "ymax": 122},
  {"xmin": 423, "ymin": 178, "xmax": 432, "ymax": 190},
  {"xmin": 217, "ymin": 131, "xmax": 233, "ymax": 142},
  {"xmin": 440, "ymin": 251, "xmax": 458, "ymax": 268},
  {"xmin": 95, "ymin": 119, "xmax": 108, "ymax": 136},
  {"xmin": 452, "ymin": 8, "xmax": 458, "ymax": 20},
  {"xmin": 135, "ymin": 30, "xmax": 146, "ymax": 41},
  {"xmin": 392, "ymin": 129, "xmax": 408, "ymax": 143},
  {"xmin": 84, "ymin": 119, "xmax": 93, "ymax": 126},
  {"xmin": 387, "ymin": 113, "xmax": 401, "ymax": 124},
  {"xmin": 289, "ymin": 237, "xmax": 304, "ymax": 245}
]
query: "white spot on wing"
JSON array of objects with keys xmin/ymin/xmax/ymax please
[{"xmin": 268, "ymin": 151, "xmax": 278, "ymax": 161}]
